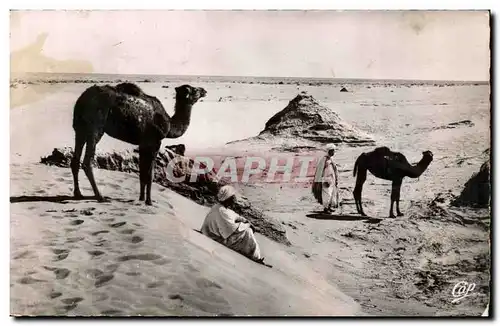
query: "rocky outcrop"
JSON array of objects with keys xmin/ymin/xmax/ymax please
[
  {"xmin": 257, "ymin": 93, "xmax": 375, "ymax": 146},
  {"xmin": 452, "ymin": 160, "xmax": 491, "ymax": 208},
  {"xmin": 40, "ymin": 147, "xmax": 290, "ymax": 246}
]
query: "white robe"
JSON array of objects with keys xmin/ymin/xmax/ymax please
[
  {"xmin": 201, "ymin": 204, "xmax": 262, "ymax": 261},
  {"xmin": 314, "ymin": 156, "xmax": 339, "ymax": 210}
]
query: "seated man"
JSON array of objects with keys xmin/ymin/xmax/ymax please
[{"xmin": 201, "ymin": 185, "xmax": 265, "ymax": 265}]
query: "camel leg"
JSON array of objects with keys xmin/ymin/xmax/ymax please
[
  {"xmin": 138, "ymin": 148, "xmax": 148, "ymax": 202},
  {"xmin": 138, "ymin": 143, "xmax": 159, "ymax": 205},
  {"xmin": 145, "ymin": 142, "xmax": 161, "ymax": 206},
  {"xmin": 389, "ymin": 180, "xmax": 401, "ymax": 218},
  {"xmin": 82, "ymin": 133, "xmax": 106, "ymax": 202},
  {"xmin": 396, "ymin": 180, "xmax": 404, "ymax": 216},
  {"xmin": 71, "ymin": 132, "xmax": 86, "ymax": 198},
  {"xmin": 353, "ymin": 169, "xmax": 367, "ymax": 216}
]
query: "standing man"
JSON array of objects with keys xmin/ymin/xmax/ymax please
[{"xmin": 312, "ymin": 144, "xmax": 340, "ymax": 213}]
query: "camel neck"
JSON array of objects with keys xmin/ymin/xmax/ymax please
[
  {"xmin": 409, "ymin": 156, "xmax": 431, "ymax": 178},
  {"xmin": 167, "ymin": 101, "xmax": 193, "ymax": 138}
]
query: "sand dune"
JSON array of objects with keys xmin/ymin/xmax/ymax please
[{"xmin": 10, "ymin": 163, "xmax": 360, "ymax": 316}]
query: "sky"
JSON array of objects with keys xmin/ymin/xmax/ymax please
[{"xmin": 10, "ymin": 10, "xmax": 490, "ymax": 81}]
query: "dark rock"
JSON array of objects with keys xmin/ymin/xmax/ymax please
[
  {"xmin": 165, "ymin": 144, "xmax": 186, "ymax": 156},
  {"xmin": 340, "ymin": 87, "xmax": 349, "ymax": 92},
  {"xmin": 434, "ymin": 120, "xmax": 474, "ymax": 130},
  {"xmin": 452, "ymin": 160, "xmax": 490, "ymax": 208}
]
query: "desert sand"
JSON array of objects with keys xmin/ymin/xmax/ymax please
[{"xmin": 10, "ymin": 75, "xmax": 490, "ymax": 316}]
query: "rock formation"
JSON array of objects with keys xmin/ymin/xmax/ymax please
[{"xmin": 255, "ymin": 93, "xmax": 375, "ymax": 146}]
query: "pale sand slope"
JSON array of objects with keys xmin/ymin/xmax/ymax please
[{"xmin": 10, "ymin": 163, "xmax": 361, "ymax": 316}]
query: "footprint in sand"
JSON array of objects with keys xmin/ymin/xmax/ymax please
[
  {"xmin": 128, "ymin": 236, "xmax": 143, "ymax": 244},
  {"xmin": 86, "ymin": 269, "xmax": 104, "ymax": 278},
  {"xmin": 120, "ymin": 229, "xmax": 135, "ymax": 235},
  {"xmin": 93, "ymin": 292, "xmax": 109, "ymax": 302},
  {"xmin": 91, "ymin": 230, "xmax": 110, "ymax": 236},
  {"xmin": 95, "ymin": 274, "xmax": 114, "ymax": 287},
  {"xmin": 13, "ymin": 250, "xmax": 36, "ymax": 260},
  {"xmin": 66, "ymin": 236, "xmax": 85, "ymax": 244},
  {"xmin": 168, "ymin": 294, "xmax": 184, "ymax": 301},
  {"xmin": 138, "ymin": 209, "xmax": 156, "ymax": 215},
  {"xmin": 57, "ymin": 297, "xmax": 84, "ymax": 312},
  {"xmin": 185, "ymin": 264, "xmax": 200, "ymax": 273},
  {"xmin": 147, "ymin": 280, "xmax": 165, "ymax": 288},
  {"xmin": 101, "ymin": 309, "xmax": 122, "ymax": 316},
  {"xmin": 152, "ymin": 258, "xmax": 171, "ymax": 266},
  {"xmin": 196, "ymin": 277, "xmax": 223, "ymax": 289},
  {"xmin": 18, "ymin": 276, "xmax": 46, "ymax": 284},
  {"xmin": 45, "ymin": 240, "xmax": 61, "ymax": 247},
  {"xmin": 70, "ymin": 219, "xmax": 84, "ymax": 226},
  {"xmin": 126, "ymin": 271, "xmax": 141, "ymax": 276},
  {"xmin": 52, "ymin": 249, "xmax": 70, "ymax": 261},
  {"xmin": 56, "ymin": 304, "xmax": 77, "ymax": 313},
  {"xmin": 94, "ymin": 239, "xmax": 109, "ymax": 247},
  {"xmin": 102, "ymin": 218, "xmax": 115, "ymax": 222},
  {"xmin": 85, "ymin": 268, "xmax": 115, "ymax": 287},
  {"xmin": 88, "ymin": 250, "xmax": 105, "ymax": 257},
  {"xmin": 43, "ymin": 266, "xmax": 71, "ymax": 279},
  {"xmin": 61, "ymin": 297, "xmax": 83, "ymax": 305},
  {"xmin": 49, "ymin": 291, "xmax": 62, "ymax": 299},
  {"xmin": 117, "ymin": 253, "xmax": 163, "ymax": 262},
  {"xmin": 105, "ymin": 264, "xmax": 120, "ymax": 273},
  {"xmin": 110, "ymin": 222, "xmax": 126, "ymax": 228},
  {"xmin": 81, "ymin": 209, "xmax": 94, "ymax": 216}
]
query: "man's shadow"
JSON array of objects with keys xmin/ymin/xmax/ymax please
[{"xmin": 9, "ymin": 195, "xmax": 134, "ymax": 204}]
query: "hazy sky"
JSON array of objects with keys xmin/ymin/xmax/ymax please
[{"xmin": 10, "ymin": 10, "xmax": 490, "ymax": 80}]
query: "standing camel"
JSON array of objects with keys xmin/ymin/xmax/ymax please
[
  {"xmin": 353, "ymin": 146, "xmax": 433, "ymax": 218},
  {"xmin": 71, "ymin": 82, "xmax": 206, "ymax": 205}
]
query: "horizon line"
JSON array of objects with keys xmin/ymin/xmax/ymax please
[{"xmin": 11, "ymin": 71, "xmax": 490, "ymax": 83}]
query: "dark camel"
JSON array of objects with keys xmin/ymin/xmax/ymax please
[
  {"xmin": 353, "ymin": 146, "xmax": 433, "ymax": 218},
  {"xmin": 71, "ymin": 82, "xmax": 206, "ymax": 205}
]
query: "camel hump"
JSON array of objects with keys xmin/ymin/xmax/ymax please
[
  {"xmin": 115, "ymin": 82, "xmax": 144, "ymax": 97},
  {"xmin": 374, "ymin": 146, "xmax": 392, "ymax": 156}
]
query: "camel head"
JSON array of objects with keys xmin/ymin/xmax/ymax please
[
  {"xmin": 422, "ymin": 150, "xmax": 434, "ymax": 164},
  {"xmin": 175, "ymin": 85, "xmax": 207, "ymax": 105}
]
